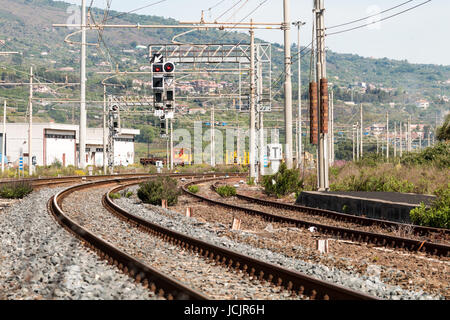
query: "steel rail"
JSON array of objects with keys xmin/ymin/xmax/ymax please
[
  {"xmin": 234, "ymin": 192, "xmax": 450, "ymax": 237},
  {"xmin": 180, "ymin": 181, "xmax": 449, "ymax": 257},
  {"xmin": 48, "ymin": 173, "xmax": 239, "ymax": 300},
  {"xmin": 105, "ymin": 177, "xmax": 377, "ymax": 300}
]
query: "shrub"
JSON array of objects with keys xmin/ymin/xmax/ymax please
[
  {"xmin": 400, "ymin": 142, "xmax": 450, "ymax": 168},
  {"xmin": 247, "ymin": 177, "xmax": 255, "ymax": 186},
  {"xmin": 262, "ymin": 163, "xmax": 302, "ymax": 198},
  {"xmin": 0, "ymin": 181, "xmax": 33, "ymax": 199},
  {"xmin": 109, "ymin": 192, "xmax": 121, "ymax": 199},
  {"xmin": 187, "ymin": 185, "xmax": 199, "ymax": 194},
  {"xmin": 137, "ymin": 176, "xmax": 181, "ymax": 206},
  {"xmin": 216, "ymin": 185, "xmax": 237, "ymax": 197},
  {"xmin": 410, "ymin": 184, "xmax": 450, "ymax": 229}
]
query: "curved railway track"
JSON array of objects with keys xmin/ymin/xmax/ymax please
[
  {"xmin": 47, "ymin": 174, "xmax": 376, "ymax": 300},
  {"xmin": 180, "ymin": 180, "xmax": 449, "ymax": 258}
]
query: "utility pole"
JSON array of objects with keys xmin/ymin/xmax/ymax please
[
  {"xmin": 170, "ymin": 119, "xmax": 174, "ymax": 170},
  {"xmin": 103, "ymin": 84, "xmax": 107, "ymax": 174},
  {"xmin": 399, "ymin": 121, "xmax": 403, "ymax": 157},
  {"xmin": 408, "ymin": 116, "xmax": 412, "ymax": 152},
  {"xmin": 2, "ymin": 100, "xmax": 6, "ymax": 174},
  {"xmin": 352, "ymin": 124, "xmax": 356, "ymax": 161},
  {"xmin": 28, "ymin": 66, "xmax": 33, "ymax": 176},
  {"xmin": 80, "ymin": 0, "xmax": 87, "ymax": 169},
  {"xmin": 360, "ymin": 104, "xmax": 363, "ymax": 159},
  {"xmin": 293, "ymin": 20, "xmax": 305, "ymax": 169},
  {"xmin": 257, "ymin": 52, "xmax": 264, "ymax": 177},
  {"xmin": 283, "ymin": 0, "xmax": 293, "ymax": 169},
  {"xmin": 376, "ymin": 135, "xmax": 379, "ymax": 154},
  {"xmin": 329, "ymin": 89, "xmax": 334, "ymax": 165},
  {"xmin": 394, "ymin": 122, "xmax": 397, "ymax": 158},
  {"xmin": 315, "ymin": 0, "xmax": 329, "ymax": 190},
  {"xmin": 356, "ymin": 122, "xmax": 360, "ymax": 161},
  {"xmin": 249, "ymin": 25, "xmax": 257, "ymax": 180},
  {"xmin": 386, "ymin": 112, "xmax": 389, "ymax": 160},
  {"xmin": 211, "ymin": 105, "xmax": 215, "ymax": 167}
]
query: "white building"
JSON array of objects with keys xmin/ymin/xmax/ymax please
[
  {"xmin": 0, "ymin": 123, "xmax": 140, "ymax": 168},
  {"xmin": 415, "ymin": 100, "xmax": 430, "ymax": 109}
]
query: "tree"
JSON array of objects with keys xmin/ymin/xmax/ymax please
[{"xmin": 436, "ymin": 114, "xmax": 450, "ymax": 141}]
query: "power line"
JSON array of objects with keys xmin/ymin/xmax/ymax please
[
  {"xmin": 326, "ymin": 0, "xmax": 415, "ymax": 30},
  {"xmin": 326, "ymin": 0, "xmax": 432, "ymax": 36},
  {"xmin": 106, "ymin": 0, "xmax": 169, "ymax": 22},
  {"xmin": 214, "ymin": 0, "xmax": 244, "ymax": 21}
]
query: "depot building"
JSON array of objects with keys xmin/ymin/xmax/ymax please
[{"xmin": 0, "ymin": 123, "xmax": 140, "ymax": 167}]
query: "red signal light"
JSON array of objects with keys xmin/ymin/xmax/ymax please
[
  {"xmin": 164, "ymin": 62, "xmax": 175, "ymax": 73},
  {"xmin": 153, "ymin": 63, "xmax": 163, "ymax": 73}
]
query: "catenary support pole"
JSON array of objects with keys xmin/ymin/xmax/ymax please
[
  {"xmin": 79, "ymin": 0, "xmax": 87, "ymax": 169},
  {"xmin": 170, "ymin": 118, "xmax": 174, "ymax": 170},
  {"xmin": 2, "ymin": 100, "xmax": 6, "ymax": 173},
  {"xmin": 28, "ymin": 66, "xmax": 33, "ymax": 175},
  {"xmin": 249, "ymin": 25, "xmax": 257, "ymax": 180},
  {"xmin": 360, "ymin": 104, "xmax": 363, "ymax": 158},
  {"xmin": 293, "ymin": 21, "xmax": 305, "ymax": 169},
  {"xmin": 315, "ymin": 0, "xmax": 329, "ymax": 190},
  {"xmin": 103, "ymin": 85, "xmax": 107, "ymax": 174},
  {"xmin": 386, "ymin": 112, "xmax": 389, "ymax": 160},
  {"xmin": 283, "ymin": 0, "xmax": 293, "ymax": 169}
]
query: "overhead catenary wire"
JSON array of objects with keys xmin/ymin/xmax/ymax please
[
  {"xmin": 326, "ymin": 0, "xmax": 432, "ymax": 36},
  {"xmin": 326, "ymin": 0, "xmax": 415, "ymax": 30}
]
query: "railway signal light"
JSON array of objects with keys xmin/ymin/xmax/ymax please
[
  {"xmin": 164, "ymin": 61, "xmax": 175, "ymax": 73},
  {"xmin": 153, "ymin": 63, "xmax": 163, "ymax": 73}
]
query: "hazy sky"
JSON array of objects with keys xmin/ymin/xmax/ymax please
[{"xmin": 60, "ymin": 0, "xmax": 449, "ymax": 66}]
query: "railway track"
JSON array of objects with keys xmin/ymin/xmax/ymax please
[
  {"xmin": 48, "ymin": 174, "xmax": 376, "ymax": 300},
  {"xmin": 180, "ymin": 179, "xmax": 449, "ymax": 258}
]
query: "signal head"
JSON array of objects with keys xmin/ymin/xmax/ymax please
[
  {"xmin": 164, "ymin": 62, "xmax": 175, "ymax": 73},
  {"xmin": 153, "ymin": 63, "xmax": 163, "ymax": 73}
]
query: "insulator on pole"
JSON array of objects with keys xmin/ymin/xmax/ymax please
[
  {"xmin": 309, "ymin": 82, "xmax": 319, "ymax": 145},
  {"xmin": 320, "ymin": 78, "xmax": 329, "ymax": 134}
]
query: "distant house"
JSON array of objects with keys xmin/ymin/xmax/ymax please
[
  {"xmin": 58, "ymin": 67, "xmax": 74, "ymax": 72},
  {"xmin": 367, "ymin": 123, "xmax": 386, "ymax": 136},
  {"xmin": 188, "ymin": 108, "xmax": 206, "ymax": 115},
  {"xmin": 415, "ymin": 100, "xmax": 430, "ymax": 109}
]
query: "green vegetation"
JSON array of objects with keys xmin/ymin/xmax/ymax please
[
  {"xmin": 0, "ymin": 181, "xmax": 33, "ymax": 199},
  {"xmin": 216, "ymin": 185, "xmax": 237, "ymax": 198},
  {"xmin": 410, "ymin": 184, "xmax": 450, "ymax": 229},
  {"xmin": 262, "ymin": 163, "xmax": 303, "ymax": 198},
  {"xmin": 137, "ymin": 177, "xmax": 180, "ymax": 206},
  {"xmin": 330, "ymin": 171, "xmax": 415, "ymax": 193},
  {"xmin": 400, "ymin": 142, "xmax": 450, "ymax": 168},
  {"xmin": 247, "ymin": 177, "xmax": 255, "ymax": 186},
  {"xmin": 109, "ymin": 192, "xmax": 121, "ymax": 200},
  {"xmin": 436, "ymin": 114, "xmax": 450, "ymax": 142},
  {"xmin": 187, "ymin": 185, "xmax": 199, "ymax": 194}
]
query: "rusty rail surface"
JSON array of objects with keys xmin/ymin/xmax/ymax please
[
  {"xmin": 48, "ymin": 173, "xmax": 237, "ymax": 300},
  {"xmin": 105, "ymin": 177, "xmax": 377, "ymax": 300},
  {"xmin": 180, "ymin": 180, "xmax": 449, "ymax": 258},
  {"xmin": 235, "ymin": 192, "xmax": 449, "ymax": 237}
]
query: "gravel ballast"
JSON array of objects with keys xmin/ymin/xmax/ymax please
[
  {"xmin": 0, "ymin": 188, "xmax": 159, "ymax": 300},
  {"xmin": 115, "ymin": 185, "xmax": 444, "ymax": 300}
]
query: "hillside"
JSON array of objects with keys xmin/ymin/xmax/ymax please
[{"xmin": 0, "ymin": 0, "xmax": 449, "ymax": 152}]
